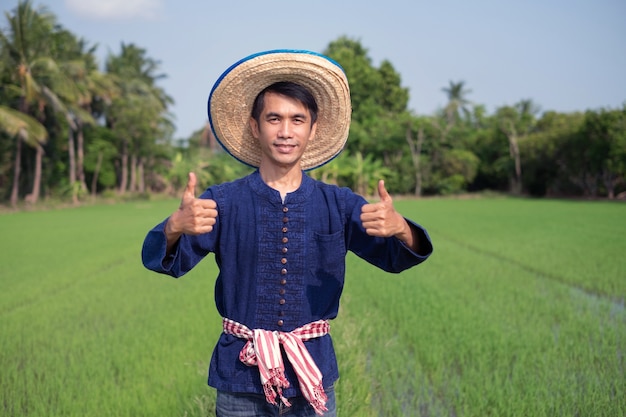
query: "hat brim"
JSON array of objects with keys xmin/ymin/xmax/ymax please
[{"xmin": 208, "ymin": 50, "xmax": 351, "ymax": 171}]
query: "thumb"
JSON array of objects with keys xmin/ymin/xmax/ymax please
[
  {"xmin": 378, "ymin": 179, "xmax": 392, "ymax": 203},
  {"xmin": 184, "ymin": 172, "xmax": 197, "ymax": 199}
]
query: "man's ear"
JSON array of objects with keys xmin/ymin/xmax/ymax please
[
  {"xmin": 249, "ymin": 117, "xmax": 260, "ymax": 139},
  {"xmin": 308, "ymin": 121, "xmax": 318, "ymax": 142}
]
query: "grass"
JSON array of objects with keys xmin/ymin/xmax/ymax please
[{"xmin": 1, "ymin": 197, "xmax": 624, "ymax": 416}]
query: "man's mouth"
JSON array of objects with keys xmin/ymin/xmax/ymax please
[{"xmin": 274, "ymin": 143, "xmax": 297, "ymax": 153}]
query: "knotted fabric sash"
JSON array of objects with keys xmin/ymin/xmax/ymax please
[{"xmin": 222, "ymin": 318, "xmax": 330, "ymax": 415}]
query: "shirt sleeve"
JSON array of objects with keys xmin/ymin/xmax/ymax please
[{"xmin": 141, "ymin": 189, "xmax": 218, "ymax": 278}]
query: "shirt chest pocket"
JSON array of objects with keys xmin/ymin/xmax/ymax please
[{"xmin": 307, "ymin": 230, "xmax": 346, "ymax": 283}]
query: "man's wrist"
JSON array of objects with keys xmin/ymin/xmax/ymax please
[
  {"xmin": 396, "ymin": 220, "xmax": 418, "ymax": 251},
  {"xmin": 164, "ymin": 216, "xmax": 183, "ymax": 254},
  {"xmin": 165, "ymin": 212, "xmax": 181, "ymax": 235},
  {"xmin": 164, "ymin": 214, "xmax": 183, "ymax": 241}
]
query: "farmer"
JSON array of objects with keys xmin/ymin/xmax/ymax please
[{"xmin": 141, "ymin": 49, "xmax": 433, "ymax": 417}]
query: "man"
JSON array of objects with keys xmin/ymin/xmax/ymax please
[{"xmin": 141, "ymin": 50, "xmax": 433, "ymax": 417}]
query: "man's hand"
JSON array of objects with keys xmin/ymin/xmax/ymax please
[
  {"xmin": 360, "ymin": 180, "xmax": 417, "ymax": 251},
  {"xmin": 165, "ymin": 172, "xmax": 218, "ymax": 250}
]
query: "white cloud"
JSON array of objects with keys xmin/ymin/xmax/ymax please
[{"xmin": 64, "ymin": 0, "xmax": 164, "ymax": 20}]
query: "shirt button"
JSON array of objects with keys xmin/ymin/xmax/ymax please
[
  {"xmin": 280, "ymin": 279, "xmax": 287, "ymax": 285},
  {"xmin": 282, "ymin": 217, "xmax": 288, "ymax": 223},
  {"xmin": 279, "ymin": 298, "xmax": 286, "ymax": 305},
  {"xmin": 281, "ymin": 258, "xmax": 287, "ymax": 264},
  {"xmin": 282, "ymin": 227, "xmax": 288, "ymax": 233},
  {"xmin": 282, "ymin": 237, "xmax": 288, "ymax": 244},
  {"xmin": 281, "ymin": 269, "xmax": 287, "ymax": 275},
  {"xmin": 277, "ymin": 320, "xmax": 284, "ymax": 326},
  {"xmin": 282, "ymin": 207, "xmax": 289, "ymax": 213},
  {"xmin": 282, "ymin": 247, "xmax": 288, "ymax": 254},
  {"xmin": 279, "ymin": 288, "xmax": 285, "ymax": 295}
]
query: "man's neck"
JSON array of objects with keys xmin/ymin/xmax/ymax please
[{"xmin": 259, "ymin": 164, "xmax": 303, "ymax": 200}]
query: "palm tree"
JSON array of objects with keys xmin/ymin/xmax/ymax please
[
  {"xmin": 51, "ymin": 28, "xmax": 118, "ymax": 200},
  {"xmin": 496, "ymin": 99, "xmax": 540, "ymax": 194},
  {"xmin": 105, "ymin": 43, "xmax": 173, "ymax": 194},
  {"xmin": 405, "ymin": 115, "xmax": 431, "ymax": 196},
  {"xmin": 441, "ymin": 80, "xmax": 472, "ymax": 125},
  {"xmin": 0, "ymin": 0, "xmax": 66, "ymax": 204},
  {"xmin": 73, "ymin": 65, "xmax": 117, "ymax": 194},
  {"xmin": 0, "ymin": 106, "xmax": 47, "ymax": 205}
]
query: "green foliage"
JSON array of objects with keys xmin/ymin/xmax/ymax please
[
  {"xmin": 0, "ymin": 105, "xmax": 47, "ymax": 144},
  {"xmin": 578, "ymin": 106, "xmax": 626, "ymax": 197},
  {"xmin": 522, "ymin": 111, "xmax": 584, "ymax": 196},
  {"xmin": 167, "ymin": 147, "xmax": 253, "ymax": 194},
  {"xmin": 470, "ymin": 124, "xmax": 512, "ymax": 191},
  {"xmin": 84, "ymin": 129, "xmax": 119, "ymax": 189},
  {"xmin": 324, "ymin": 37, "xmax": 410, "ymax": 161},
  {"xmin": 421, "ymin": 148, "xmax": 480, "ymax": 195},
  {"xmin": 441, "ymin": 149, "xmax": 480, "ymax": 186}
]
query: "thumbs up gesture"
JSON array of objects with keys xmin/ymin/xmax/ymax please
[
  {"xmin": 165, "ymin": 172, "xmax": 218, "ymax": 241},
  {"xmin": 360, "ymin": 180, "xmax": 416, "ymax": 249}
]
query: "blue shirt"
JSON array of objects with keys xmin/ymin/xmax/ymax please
[{"xmin": 141, "ymin": 170, "xmax": 433, "ymax": 397}]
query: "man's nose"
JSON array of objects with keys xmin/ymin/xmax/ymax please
[{"xmin": 277, "ymin": 120, "xmax": 293, "ymax": 138}]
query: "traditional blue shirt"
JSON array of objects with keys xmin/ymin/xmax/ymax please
[{"xmin": 141, "ymin": 170, "xmax": 433, "ymax": 397}]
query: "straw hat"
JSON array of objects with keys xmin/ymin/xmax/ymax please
[{"xmin": 208, "ymin": 49, "xmax": 352, "ymax": 170}]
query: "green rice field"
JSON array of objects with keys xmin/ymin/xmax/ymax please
[{"xmin": 1, "ymin": 196, "xmax": 624, "ymax": 416}]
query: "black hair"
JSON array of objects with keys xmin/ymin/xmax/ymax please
[{"xmin": 251, "ymin": 81, "xmax": 318, "ymax": 124}]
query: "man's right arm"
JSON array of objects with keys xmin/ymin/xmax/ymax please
[
  {"xmin": 142, "ymin": 172, "xmax": 218, "ymax": 276},
  {"xmin": 165, "ymin": 172, "xmax": 218, "ymax": 254}
]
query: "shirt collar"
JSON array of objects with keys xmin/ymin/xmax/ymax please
[{"xmin": 249, "ymin": 170, "xmax": 314, "ymax": 204}]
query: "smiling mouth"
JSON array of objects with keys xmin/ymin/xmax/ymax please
[{"xmin": 275, "ymin": 144, "xmax": 297, "ymax": 152}]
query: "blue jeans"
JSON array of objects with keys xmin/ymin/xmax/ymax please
[{"xmin": 216, "ymin": 387, "xmax": 337, "ymax": 417}]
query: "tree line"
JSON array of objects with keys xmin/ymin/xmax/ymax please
[{"xmin": 1, "ymin": 1, "xmax": 625, "ymax": 209}]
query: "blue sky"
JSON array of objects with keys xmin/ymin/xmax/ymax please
[{"xmin": 5, "ymin": 0, "xmax": 625, "ymax": 139}]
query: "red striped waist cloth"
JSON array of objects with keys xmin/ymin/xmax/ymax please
[{"xmin": 222, "ymin": 317, "xmax": 330, "ymax": 415}]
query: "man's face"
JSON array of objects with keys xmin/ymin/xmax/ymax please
[{"xmin": 249, "ymin": 92, "xmax": 317, "ymax": 170}]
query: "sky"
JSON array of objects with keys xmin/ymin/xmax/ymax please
[{"xmin": 4, "ymin": 0, "xmax": 625, "ymax": 139}]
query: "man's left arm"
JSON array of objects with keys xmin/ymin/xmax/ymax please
[{"xmin": 360, "ymin": 180, "xmax": 431, "ymax": 256}]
